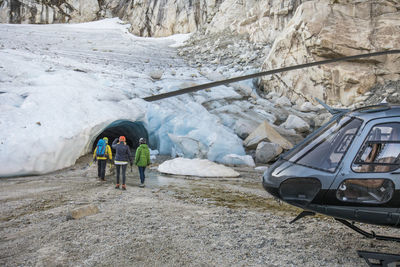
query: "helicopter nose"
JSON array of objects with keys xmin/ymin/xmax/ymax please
[
  {"xmin": 263, "ymin": 169, "xmax": 321, "ymax": 207},
  {"xmin": 278, "ymin": 178, "xmax": 322, "ymax": 206}
]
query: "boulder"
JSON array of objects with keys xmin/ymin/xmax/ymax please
[
  {"xmin": 67, "ymin": 205, "xmax": 99, "ymax": 220},
  {"xmin": 280, "ymin": 114, "xmax": 310, "ymax": 133},
  {"xmin": 255, "ymin": 142, "xmax": 283, "ymax": 163},
  {"xmin": 297, "ymin": 102, "xmax": 321, "ymax": 112},
  {"xmin": 274, "ymin": 96, "xmax": 292, "ymax": 107},
  {"xmin": 243, "ymin": 121, "xmax": 293, "ymax": 150},
  {"xmin": 149, "ymin": 70, "xmax": 164, "ymax": 80}
]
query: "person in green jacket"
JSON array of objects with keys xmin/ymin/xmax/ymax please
[{"xmin": 135, "ymin": 137, "xmax": 150, "ymax": 187}]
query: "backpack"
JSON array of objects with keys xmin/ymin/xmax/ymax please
[{"xmin": 96, "ymin": 139, "xmax": 106, "ymax": 157}]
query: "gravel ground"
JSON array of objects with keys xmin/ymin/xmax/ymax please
[{"xmin": 1, "ymin": 155, "xmax": 399, "ymax": 267}]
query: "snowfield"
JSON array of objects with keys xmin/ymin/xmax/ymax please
[{"xmin": 0, "ymin": 18, "xmax": 248, "ymax": 177}]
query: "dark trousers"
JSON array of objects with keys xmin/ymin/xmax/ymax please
[
  {"xmin": 97, "ymin": 159, "xmax": 107, "ymax": 179},
  {"xmin": 138, "ymin": 166, "xmax": 146, "ymax": 184},
  {"xmin": 116, "ymin": 164, "xmax": 127, "ymax": 185}
]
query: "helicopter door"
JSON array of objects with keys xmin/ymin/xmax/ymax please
[{"xmin": 330, "ymin": 120, "xmax": 400, "ymax": 206}]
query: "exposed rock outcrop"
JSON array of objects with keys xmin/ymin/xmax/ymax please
[
  {"xmin": 114, "ymin": 0, "xmax": 219, "ymax": 37},
  {"xmin": 0, "ymin": 0, "xmax": 100, "ymax": 23},
  {"xmin": 205, "ymin": 0, "xmax": 306, "ymax": 44},
  {"xmin": 259, "ymin": 0, "xmax": 400, "ymax": 106},
  {"xmin": 0, "ymin": 0, "xmax": 221, "ymax": 37}
]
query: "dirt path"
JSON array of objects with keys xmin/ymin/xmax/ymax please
[{"xmin": 1, "ymin": 156, "xmax": 399, "ymax": 266}]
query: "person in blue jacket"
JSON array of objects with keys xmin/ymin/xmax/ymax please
[
  {"xmin": 93, "ymin": 137, "xmax": 112, "ymax": 181},
  {"xmin": 112, "ymin": 136, "xmax": 132, "ymax": 190}
]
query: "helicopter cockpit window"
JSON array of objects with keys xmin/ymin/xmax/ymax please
[
  {"xmin": 352, "ymin": 123, "xmax": 400, "ymax": 173},
  {"xmin": 284, "ymin": 116, "xmax": 362, "ymax": 173}
]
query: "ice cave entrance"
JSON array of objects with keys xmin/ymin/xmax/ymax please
[{"xmin": 92, "ymin": 120, "xmax": 148, "ymax": 151}]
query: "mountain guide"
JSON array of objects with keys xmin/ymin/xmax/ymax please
[
  {"xmin": 93, "ymin": 137, "xmax": 112, "ymax": 181},
  {"xmin": 112, "ymin": 136, "xmax": 132, "ymax": 190},
  {"xmin": 135, "ymin": 137, "xmax": 151, "ymax": 188}
]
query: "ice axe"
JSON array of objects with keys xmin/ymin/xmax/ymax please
[{"xmin": 83, "ymin": 159, "xmax": 95, "ymax": 170}]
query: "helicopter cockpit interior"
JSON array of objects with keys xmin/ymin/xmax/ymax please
[{"xmin": 353, "ymin": 123, "xmax": 400, "ymax": 173}]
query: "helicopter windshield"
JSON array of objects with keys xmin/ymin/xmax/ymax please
[{"xmin": 284, "ymin": 116, "xmax": 362, "ymax": 172}]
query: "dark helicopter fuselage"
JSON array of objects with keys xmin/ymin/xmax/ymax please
[{"xmin": 262, "ymin": 105, "xmax": 400, "ymax": 227}]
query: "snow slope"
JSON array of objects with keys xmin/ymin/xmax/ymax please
[{"xmin": 0, "ymin": 18, "xmax": 246, "ymax": 177}]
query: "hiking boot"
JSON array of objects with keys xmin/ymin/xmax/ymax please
[
  {"xmin": 115, "ymin": 184, "xmax": 120, "ymax": 189},
  {"xmin": 101, "ymin": 178, "xmax": 105, "ymax": 181},
  {"xmin": 139, "ymin": 183, "xmax": 145, "ymax": 188},
  {"xmin": 122, "ymin": 184, "xmax": 126, "ymax": 190}
]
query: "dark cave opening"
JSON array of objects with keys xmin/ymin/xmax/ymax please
[{"xmin": 92, "ymin": 120, "xmax": 149, "ymax": 153}]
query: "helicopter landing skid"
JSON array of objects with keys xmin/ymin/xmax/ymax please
[
  {"xmin": 357, "ymin": 250, "xmax": 400, "ymax": 267},
  {"xmin": 289, "ymin": 210, "xmax": 316, "ymax": 224},
  {"xmin": 335, "ymin": 218, "xmax": 400, "ymax": 242}
]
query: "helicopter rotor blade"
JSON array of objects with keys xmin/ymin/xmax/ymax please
[
  {"xmin": 143, "ymin": 49, "xmax": 400, "ymax": 102},
  {"xmin": 314, "ymin": 97, "xmax": 349, "ymax": 115}
]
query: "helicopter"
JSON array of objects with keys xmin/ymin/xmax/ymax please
[{"xmin": 144, "ymin": 50, "xmax": 400, "ymax": 266}]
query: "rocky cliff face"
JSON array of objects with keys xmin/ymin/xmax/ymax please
[
  {"xmin": 0, "ymin": 0, "xmax": 220, "ymax": 36},
  {"xmin": 0, "ymin": 0, "xmax": 100, "ymax": 23},
  {"xmin": 204, "ymin": 0, "xmax": 307, "ymax": 44},
  {"xmin": 259, "ymin": 0, "xmax": 400, "ymax": 106},
  {"xmin": 111, "ymin": 0, "xmax": 219, "ymax": 37},
  {"xmin": 1, "ymin": 0, "xmax": 399, "ymax": 106}
]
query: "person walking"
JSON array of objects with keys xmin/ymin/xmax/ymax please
[
  {"xmin": 135, "ymin": 138, "xmax": 150, "ymax": 187},
  {"xmin": 112, "ymin": 136, "xmax": 132, "ymax": 190},
  {"xmin": 93, "ymin": 137, "xmax": 112, "ymax": 181}
]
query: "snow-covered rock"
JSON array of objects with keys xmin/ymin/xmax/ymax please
[
  {"xmin": 296, "ymin": 102, "xmax": 321, "ymax": 112},
  {"xmin": 149, "ymin": 70, "xmax": 164, "ymax": 80},
  {"xmin": 158, "ymin": 158, "xmax": 240, "ymax": 177},
  {"xmin": 280, "ymin": 114, "xmax": 310, "ymax": 133},
  {"xmin": 221, "ymin": 154, "xmax": 255, "ymax": 167}
]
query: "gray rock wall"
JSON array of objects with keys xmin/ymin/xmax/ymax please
[
  {"xmin": 0, "ymin": 0, "xmax": 100, "ymax": 23},
  {"xmin": 0, "ymin": 0, "xmax": 221, "ymax": 36},
  {"xmin": 259, "ymin": 0, "xmax": 400, "ymax": 106},
  {"xmin": 204, "ymin": 0, "xmax": 308, "ymax": 44},
  {"xmin": 114, "ymin": 0, "xmax": 220, "ymax": 37}
]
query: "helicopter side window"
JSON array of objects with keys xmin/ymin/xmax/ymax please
[
  {"xmin": 284, "ymin": 116, "xmax": 362, "ymax": 173},
  {"xmin": 352, "ymin": 123, "xmax": 400, "ymax": 173},
  {"xmin": 336, "ymin": 179, "xmax": 395, "ymax": 204}
]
